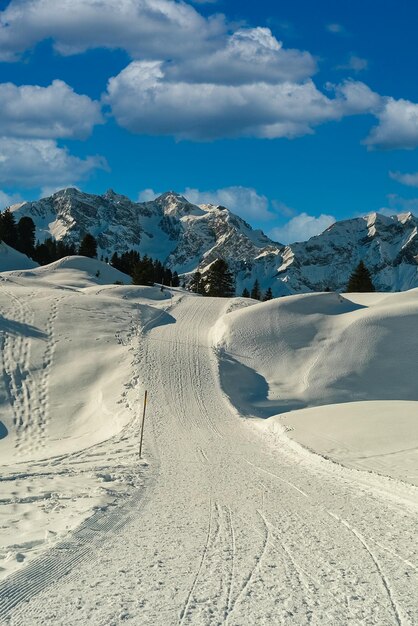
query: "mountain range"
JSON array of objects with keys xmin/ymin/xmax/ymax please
[{"xmin": 9, "ymin": 187, "xmax": 418, "ymax": 294}]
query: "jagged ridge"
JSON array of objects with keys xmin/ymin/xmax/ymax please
[{"xmin": 9, "ymin": 189, "xmax": 418, "ymax": 294}]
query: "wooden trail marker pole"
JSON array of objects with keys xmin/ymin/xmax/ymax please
[{"xmin": 139, "ymin": 390, "xmax": 148, "ymax": 460}]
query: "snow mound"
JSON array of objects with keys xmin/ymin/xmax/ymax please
[
  {"xmin": 214, "ymin": 289, "xmax": 418, "ymax": 484},
  {"xmin": 0, "ymin": 242, "xmax": 38, "ymax": 272},
  {"xmin": 0, "ymin": 269, "xmax": 180, "ymax": 580},
  {"xmin": 7, "ymin": 255, "xmax": 130, "ymax": 288}
]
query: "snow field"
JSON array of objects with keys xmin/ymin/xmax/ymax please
[
  {"xmin": 0, "ymin": 258, "xmax": 177, "ymax": 580},
  {"xmin": 0, "ymin": 258, "xmax": 417, "ymax": 624}
]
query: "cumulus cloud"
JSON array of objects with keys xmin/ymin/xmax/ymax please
[
  {"xmin": 364, "ymin": 97, "xmax": 418, "ymax": 150},
  {"xmin": 181, "ymin": 186, "xmax": 274, "ymax": 220},
  {"xmin": 166, "ymin": 28, "xmax": 317, "ymax": 85},
  {"xmin": 106, "ymin": 63, "xmax": 378, "ymax": 141},
  {"xmin": 138, "ymin": 185, "xmax": 275, "ymax": 221},
  {"xmin": 389, "ymin": 170, "xmax": 418, "ymax": 187},
  {"xmin": 0, "ymin": 0, "xmax": 224, "ymax": 61},
  {"xmin": 0, "ymin": 189, "xmax": 24, "ymax": 210},
  {"xmin": 0, "ymin": 138, "xmax": 108, "ymax": 188},
  {"xmin": 378, "ymin": 194, "xmax": 418, "ymax": 216},
  {"xmin": 269, "ymin": 212, "xmax": 335, "ymax": 244},
  {"xmin": 0, "ymin": 80, "xmax": 102, "ymax": 139},
  {"xmin": 337, "ymin": 54, "xmax": 368, "ymax": 73}
]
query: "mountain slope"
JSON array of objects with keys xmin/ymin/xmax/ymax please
[
  {"xmin": 10, "ymin": 188, "xmax": 279, "ymax": 276},
  {"xmin": 9, "ymin": 188, "xmax": 418, "ymax": 293},
  {"xmin": 273, "ymin": 212, "xmax": 418, "ymax": 294}
]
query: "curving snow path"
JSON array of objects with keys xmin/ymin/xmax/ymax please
[{"xmin": 1, "ymin": 296, "xmax": 418, "ymax": 625}]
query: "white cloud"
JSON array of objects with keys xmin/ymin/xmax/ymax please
[
  {"xmin": 138, "ymin": 185, "xmax": 275, "ymax": 221},
  {"xmin": 39, "ymin": 184, "xmax": 78, "ymax": 198},
  {"xmin": 0, "ymin": 189, "xmax": 24, "ymax": 210},
  {"xmin": 378, "ymin": 194, "xmax": 418, "ymax": 216},
  {"xmin": 0, "ymin": 138, "xmax": 108, "ymax": 188},
  {"xmin": 326, "ymin": 23, "xmax": 344, "ymax": 34},
  {"xmin": 183, "ymin": 186, "xmax": 274, "ymax": 220},
  {"xmin": 166, "ymin": 28, "xmax": 317, "ymax": 85},
  {"xmin": 269, "ymin": 212, "xmax": 336, "ymax": 243},
  {"xmin": 138, "ymin": 188, "xmax": 159, "ymax": 202},
  {"xmin": 389, "ymin": 170, "xmax": 418, "ymax": 188},
  {"xmin": 0, "ymin": 0, "xmax": 224, "ymax": 61},
  {"xmin": 0, "ymin": 80, "xmax": 102, "ymax": 139},
  {"xmin": 330, "ymin": 80, "xmax": 380, "ymax": 114},
  {"xmin": 272, "ymin": 199, "xmax": 296, "ymax": 218},
  {"xmin": 365, "ymin": 97, "xmax": 418, "ymax": 150},
  {"xmin": 337, "ymin": 54, "xmax": 368, "ymax": 73},
  {"xmin": 106, "ymin": 63, "xmax": 378, "ymax": 141}
]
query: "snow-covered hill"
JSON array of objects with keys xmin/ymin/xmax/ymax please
[
  {"xmin": 9, "ymin": 188, "xmax": 418, "ymax": 293},
  {"xmin": 10, "ymin": 188, "xmax": 278, "ymax": 277},
  {"xmin": 0, "ymin": 263, "xmax": 417, "ymax": 623},
  {"xmin": 0, "ymin": 242, "xmax": 38, "ymax": 272}
]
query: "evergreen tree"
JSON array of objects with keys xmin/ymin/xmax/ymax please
[
  {"xmin": 132, "ymin": 255, "xmax": 154, "ymax": 285},
  {"xmin": 251, "ymin": 279, "xmax": 261, "ymax": 300},
  {"xmin": 242, "ymin": 287, "xmax": 250, "ymax": 298},
  {"xmin": 79, "ymin": 233, "xmax": 97, "ymax": 258},
  {"xmin": 32, "ymin": 242, "xmax": 51, "ymax": 265},
  {"xmin": 110, "ymin": 252, "xmax": 120, "ymax": 271},
  {"xmin": 204, "ymin": 259, "xmax": 235, "ymax": 297},
  {"xmin": 153, "ymin": 259, "xmax": 164, "ymax": 283},
  {"xmin": 346, "ymin": 260, "xmax": 375, "ymax": 292},
  {"xmin": 163, "ymin": 267, "xmax": 173, "ymax": 286},
  {"xmin": 172, "ymin": 271, "xmax": 180, "ymax": 287},
  {"xmin": 0, "ymin": 208, "xmax": 18, "ymax": 248},
  {"xmin": 56, "ymin": 240, "xmax": 77, "ymax": 258},
  {"xmin": 190, "ymin": 271, "xmax": 205, "ymax": 295},
  {"xmin": 262, "ymin": 287, "xmax": 273, "ymax": 301},
  {"xmin": 16, "ymin": 216, "xmax": 36, "ymax": 256}
]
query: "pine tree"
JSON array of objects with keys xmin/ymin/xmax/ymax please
[
  {"xmin": 172, "ymin": 271, "xmax": 180, "ymax": 287},
  {"xmin": 79, "ymin": 233, "xmax": 97, "ymax": 258},
  {"xmin": 251, "ymin": 279, "xmax": 261, "ymax": 300},
  {"xmin": 0, "ymin": 208, "xmax": 18, "ymax": 248},
  {"xmin": 33, "ymin": 242, "xmax": 51, "ymax": 265},
  {"xmin": 242, "ymin": 287, "xmax": 250, "ymax": 298},
  {"xmin": 262, "ymin": 287, "xmax": 273, "ymax": 301},
  {"xmin": 346, "ymin": 260, "xmax": 375, "ymax": 292},
  {"xmin": 16, "ymin": 216, "xmax": 36, "ymax": 256},
  {"xmin": 204, "ymin": 259, "xmax": 235, "ymax": 297},
  {"xmin": 132, "ymin": 255, "xmax": 154, "ymax": 285},
  {"xmin": 190, "ymin": 271, "xmax": 204, "ymax": 294}
]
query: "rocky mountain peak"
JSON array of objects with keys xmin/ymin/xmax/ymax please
[{"xmin": 7, "ymin": 188, "xmax": 418, "ymax": 296}]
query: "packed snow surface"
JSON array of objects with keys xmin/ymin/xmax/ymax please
[{"xmin": 0, "ymin": 259, "xmax": 417, "ymax": 625}]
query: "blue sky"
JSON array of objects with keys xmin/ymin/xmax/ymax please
[{"xmin": 0, "ymin": 0, "xmax": 418, "ymax": 242}]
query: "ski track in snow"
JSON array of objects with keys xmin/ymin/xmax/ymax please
[{"xmin": 0, "ymin": 295, "xmax": 417, "ymax": 625}]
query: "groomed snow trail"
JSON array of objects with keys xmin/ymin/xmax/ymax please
[{"xmin": 2, "ymin": 296, "xmax": 418, "ymax": 625}]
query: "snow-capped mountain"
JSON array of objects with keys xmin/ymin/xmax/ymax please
[
  {"xmin": 269, "ymin": 212, "xmax": 418, "ymax": 294},
  {"xmin": 9, "ymin": 188, "xmax": 418, "ymax": 294},
  {"xmin": 9, "ymin": 188, "xmax": 279, "ymax": 275}
]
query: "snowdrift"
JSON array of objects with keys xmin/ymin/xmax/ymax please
[
  {"xmin": 0, "ymin": 242, "xmax": 38, "ymax": 272},
  {"xmin": 214, "ymin": 289, "xmax": 418, "ymax": 484},
  {"xmin": 6, "ymin": 255, "xmax": 130, "ymax": 288}
]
